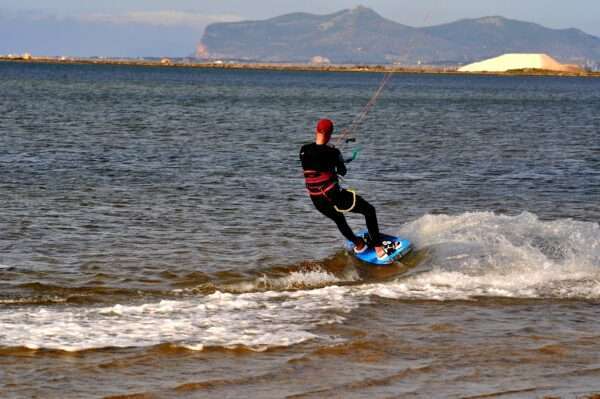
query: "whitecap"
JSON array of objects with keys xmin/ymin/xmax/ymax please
[{"xmin": 0, "ymin": 285, "xmax": 363, "ymax": 352}]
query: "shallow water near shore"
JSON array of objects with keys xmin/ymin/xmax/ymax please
[{"xmin": 1, "ymin": 62, "xmax": 599, "ymax": 398}]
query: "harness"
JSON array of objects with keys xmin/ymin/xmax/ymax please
[
  {"xmin": 303, "ymin": 170, "xmax": 338, "ymax": 197},
  {"xmin": 303, "ymin": 170, "xmax": 358, "ymax": 213}
]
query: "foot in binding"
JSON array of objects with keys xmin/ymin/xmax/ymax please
[
  {"xmin": 375, "ymin": 246, "xmax": 388, "ymax": 261},
  {"xmin": 376, "ymin": 241, "xmax": 396, "ymax": 261},
  {"xmin": 353, "ymin": 237, "xmax": 368, "ymax": 254}
]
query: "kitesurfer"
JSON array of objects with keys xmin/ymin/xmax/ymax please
[{"xmin": 300, "ymin": 119, "xmax": 388, "ymax": 259}]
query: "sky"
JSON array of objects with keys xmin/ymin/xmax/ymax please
[{"xmin": 1, "ymin": 0, "xmax": 599, "ymax": 57}]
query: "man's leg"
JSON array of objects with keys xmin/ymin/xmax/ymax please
[
  {"xmin": 349, "ymin": 194, "xmax": 382, "ymax": 246},
  {"xmin": 311, "ymin": 196, "xmax": 361, "ymax": 245},
  {"xmin": 332, "ymin": 189, "xmax": 382, "ymax": 246}
]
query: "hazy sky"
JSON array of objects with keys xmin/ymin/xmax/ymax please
[
  {"xmin": 1, "ymin": 0, "xmax": 599, "ymax": 56},
  {"xmin": 2, "ymin": 0, "xmax": 599, "ymax": 33}
]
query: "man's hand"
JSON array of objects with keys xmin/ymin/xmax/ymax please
[{"xmin": 345, "ymin": 148, "xmax": 362, "ymax": 163}]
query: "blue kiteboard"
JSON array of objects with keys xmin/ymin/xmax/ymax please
[{"xmin": 346, "ymin": 229, "xmax": 413, "ymax": 265}]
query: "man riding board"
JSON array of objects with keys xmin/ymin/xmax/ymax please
[{"xmin": 300, "ymin": 119, "xmax": 389, "ymax": 260}]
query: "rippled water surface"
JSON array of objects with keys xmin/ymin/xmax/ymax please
[{"xmin": 1, "ymin": 62, "xmax": 599, "ymax": 398}]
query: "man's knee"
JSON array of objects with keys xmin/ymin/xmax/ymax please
[
  {"xmin": 358, "ymin": 199, "xmax": 376, "ymax": 217},
  {"xmin": 331, "ymin": 212, "xmax": 347, "ymax": 225}
]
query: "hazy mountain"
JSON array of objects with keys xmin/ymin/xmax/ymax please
[
  {"xmin": 3, "ymin": 6, "xmax": 599, "ymax": 64},
  {"xmin": 198, "ymin": 6, "xmax": 455, "ymax": 64},
  {"xmin": 424, "ymin": 16, "xmax": 600, "ymax": 62},
  {"xmin": 198, "ymin": 6, "xmax": 600, "ymax": 64}
]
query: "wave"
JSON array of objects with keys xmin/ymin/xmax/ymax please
[
  {"xmin": 0, "ymin": 295, "xmax": 69, "ymax": 305},
  {"xmin": 0, "ymin": 212, "xmax": 597, "ymax": 352},
  {"xmin": 0, "ymin": 286, "xmax": 362, "ymax": 352},
  {"xmin": 368, "ymin": 211, "xmax": 600, "ymax": 300},
  {"xmin": 0, "ymin": 282, "xmax": 172, "ymax": 306},
  {"xmin": 210, "ymin": 266, "xmax": 359, "ymax": 293}
]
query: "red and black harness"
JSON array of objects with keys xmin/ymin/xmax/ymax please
[{"xmin": 303, "ymin": 170, "xmax": 338, "ymax": 198}]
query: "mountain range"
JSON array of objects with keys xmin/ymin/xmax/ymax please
[{"xmin": 197, "ymin": 6, "xmax": 600, "ymax": 65}]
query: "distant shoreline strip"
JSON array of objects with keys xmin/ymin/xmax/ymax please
[{"xmin": 1, "ymin": 57, "xmax": 599, "ymax": 78}]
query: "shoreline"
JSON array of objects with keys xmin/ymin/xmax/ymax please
[{"xmin": 2, "ymin": 56, "xmax": 599, "ymax": 78}]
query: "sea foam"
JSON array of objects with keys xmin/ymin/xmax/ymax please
[
  {"xmin": 1, "ymin": 212, "xmax": 597, "ymax": 351},
  {"xmin": 0, "ymin": 285, "xmax": 362, "ymax": 352},
  {"xmin": 367, "ymin": 212, "xmax": 600, "ymax": 300}
]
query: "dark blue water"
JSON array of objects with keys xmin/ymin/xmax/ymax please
[{"xmin": 1, "ymin": 62, "xmax": 599, "ymax": 398}]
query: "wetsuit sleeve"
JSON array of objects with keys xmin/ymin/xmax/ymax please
[{"xmin": 336, "ymin": 150, "xmax": 347, "ymax": 176}]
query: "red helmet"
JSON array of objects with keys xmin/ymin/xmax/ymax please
[{"xmin": 316, "ymin": 119, "xmax": 334, "ymax": 135}]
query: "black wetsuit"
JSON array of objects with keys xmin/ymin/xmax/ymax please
[{"xmin": 299, "ymin": 142, "xmax": 381, "ymax": 246}]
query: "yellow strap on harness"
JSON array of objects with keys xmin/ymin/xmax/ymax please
[{"xmin": 334, "ymin": 189, "xmax": 357, "ymax": 213}]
